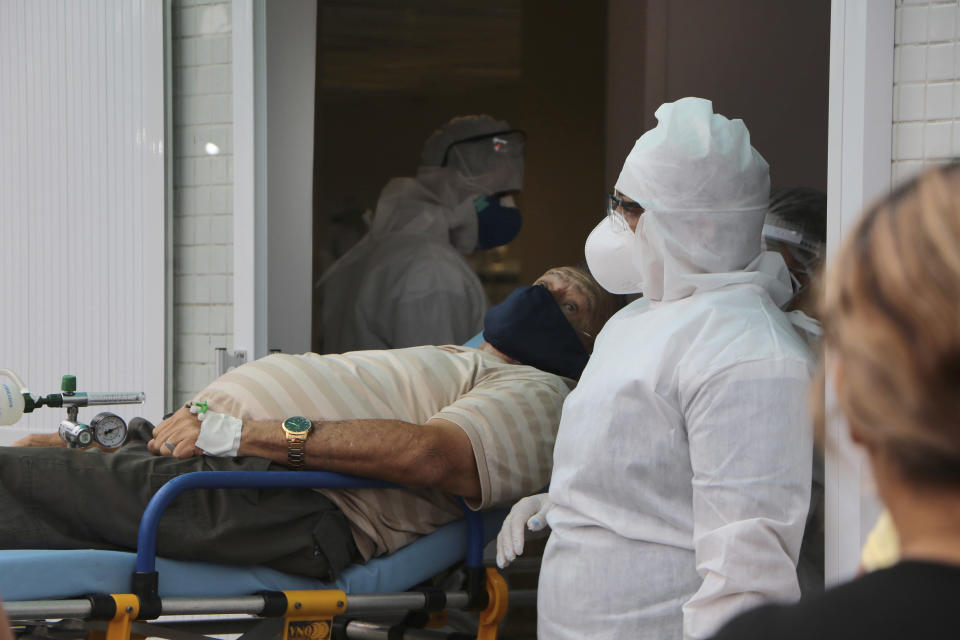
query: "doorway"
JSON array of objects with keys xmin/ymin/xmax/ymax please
[{"xmin": 311, "ymin": 1, "xmax": 610, "ymax": 351}]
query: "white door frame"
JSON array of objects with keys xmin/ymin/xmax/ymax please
[
  {"xmin": 232, "ymin": 0, "xmax": 266, "ymax": 362},
  {"xmin": 232, "ymin": 0, "xmax": 316, "ymax": 361},
  {"xmin": 228, "ymin": 0, "xmax": 900, "ymax": 585},
  {"xmin": 824, "ymin": 0, "xmax": 895, "ymax": 584}
]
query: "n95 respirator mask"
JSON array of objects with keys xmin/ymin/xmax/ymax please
[{"xmin": 584, "ymin": 217, "xmax": 643, "ymax": 295}]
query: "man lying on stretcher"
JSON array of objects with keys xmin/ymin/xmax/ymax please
[{"xmin": 5, "ymin": 266, "xmax": 622, "ymax": 580}]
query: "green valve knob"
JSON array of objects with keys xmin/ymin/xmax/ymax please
[{"xmin": 61, "ymin": 375, "xmax": 77, "ymax": 393}]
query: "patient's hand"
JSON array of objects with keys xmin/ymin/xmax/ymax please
[
  {"xmin": 12, "ymin": 432, "xmax": 66, "ymax": 447},
  {"xmin": 148, "ymin": 406, "xmax": 203, "ymax": 458}
]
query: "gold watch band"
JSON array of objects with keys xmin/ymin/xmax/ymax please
[
  {"xmin": 282, "ymin": 416, "xmax": 313, "ymax": 471},
  {"xmin": 287, "ymin": 433, "xmax": 307, "ymax": 469}
]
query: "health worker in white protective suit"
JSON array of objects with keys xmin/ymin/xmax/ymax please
[
  {"xmin": 762, "ymin": 186, "xmax": 828, "ymax": 598},
  {"xmin": 496, "ymin": 97, "xmax": 814, "ymax": 640},
  {"xmin": 316, "ymin": 115, "xmax": 526, "ymax": 353}
]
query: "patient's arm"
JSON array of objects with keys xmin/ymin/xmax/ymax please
[
  {"xmin": 13, "ymin": 432, "xmax": 120, "ymax": 452},
  {"xmin": 12, "ymin": 433, "xmax": 65, "ymax": 447},
  {"xmin": 149, "ymin": 408, "xmax": 482, "ymax": 500}
]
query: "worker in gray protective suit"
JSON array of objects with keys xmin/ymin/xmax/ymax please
[{"xmin": 316, "ymin": 115, "xmax": 526, "ymax": 353}]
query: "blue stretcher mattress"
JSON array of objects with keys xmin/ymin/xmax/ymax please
[{"xmin": 0, "ymin": 510, "xmax": 505, "ymax": 602}]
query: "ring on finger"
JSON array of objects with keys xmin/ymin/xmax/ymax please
[{"xmin": 165, "ymin": 441, "xmax": 176, "ymax": 453}]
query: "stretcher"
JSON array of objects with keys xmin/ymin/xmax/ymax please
[{"xmin": 0, "ymin": 470, "xmax": 513, "ymax": 640}]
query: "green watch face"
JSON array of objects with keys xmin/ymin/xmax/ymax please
[{"xmin": 284, "ymin": 416, "xmax": 312, "ymax": 433}]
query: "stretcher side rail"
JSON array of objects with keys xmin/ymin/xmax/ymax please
[
  {"xmin": 3, "ymin": 471, "xmax": 510, "ymax": 640},
  {"xmin": 132, "ymin": 471, "xmax": 489, "ymax": 616}
]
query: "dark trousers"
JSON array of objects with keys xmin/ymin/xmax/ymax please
[{"xmin": 0, "ymin": 420, "xmax": 358, "ymax": 579}]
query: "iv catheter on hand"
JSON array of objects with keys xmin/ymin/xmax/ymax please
[{"xmin": 0, "ymin": 370, "xmax": 144, "ymax": 448}]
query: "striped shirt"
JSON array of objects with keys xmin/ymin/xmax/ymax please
[{"xmin": 193, "ymin": 345, "xmax": 573, "ymax": 560}]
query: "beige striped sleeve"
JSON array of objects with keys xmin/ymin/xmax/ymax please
[{"xmin": 433, "ymin": 364, "xmax": 572, "ymax": 509}]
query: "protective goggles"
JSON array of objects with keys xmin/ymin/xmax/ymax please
[
  {"xmin": 606, "ymin": 191, "xmax": 646, "ymax": 230},
  {"xmin": 762, "ymin": 223, "xmax": 824, "ymax": 271},
  {"xmin": 441, "ymin": 129, "xmax": 527, "ymax": 168}
]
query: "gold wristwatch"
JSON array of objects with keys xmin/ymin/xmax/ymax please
[{"xmin": 281, "ymin": 416, "xmax": 313, "ymax": 470}]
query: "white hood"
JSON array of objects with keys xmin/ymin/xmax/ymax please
[
  {"xmin": 633, "ymin": 209, "xmax": 794, "ymax": 306},
  {"xmin": 615, "ymin": 97, "xmax": 790, "ymax": 304},
  {"xmin": 364, "ymin": 114, "xmax": 524, "ymax": 255},
  {"xmin": 366, "ymin": 167, "xmax": 480, "ymax": 254}
]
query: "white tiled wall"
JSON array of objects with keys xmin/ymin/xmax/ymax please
[
  {"xmin": 893, "ymin": 0, "xmax": 960, "ymax": 186},
  {"xmin": 172, "ymin": 0, "xmax": 234, "ymax": 407}
]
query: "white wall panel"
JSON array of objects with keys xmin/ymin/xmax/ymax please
[{"xmin": 0, "ymin": 0, "xmax": 165, "ymax": 438}]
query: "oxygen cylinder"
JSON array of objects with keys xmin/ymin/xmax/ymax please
[{"xmin": 0, "ymin": 370, "xmax": 27, "ymax": 426}]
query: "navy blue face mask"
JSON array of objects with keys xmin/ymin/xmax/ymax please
[
  {"xmin": 482, "ymin": 285, "xmax": 590, "ymax": 380},
  {"xmin": 474, "ymin": 195, "xmax": 522, "ymax": 250}
]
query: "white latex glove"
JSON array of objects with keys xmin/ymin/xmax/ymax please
[{"xmin": 496, "ymin": 493, "xmax": 553, "ymax": 569}]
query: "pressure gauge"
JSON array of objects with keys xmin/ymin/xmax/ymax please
[
  {"xmin": 59, "ymin": 420, "xmax": 93, "ymax": 448},
  {"xmin": 90, "ymin": 412, "xmax": 128, "ymax": 448}
]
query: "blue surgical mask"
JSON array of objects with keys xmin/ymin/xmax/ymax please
[
  {"xmin": 482, "ymin": 285, "xmax": 589, "ymax": 379},
  {"xmin": 474, "ymin": 195, "xmax": 522, "ymax": 250}
]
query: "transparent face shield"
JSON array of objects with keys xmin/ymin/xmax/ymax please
[
  {"xmin": 762, "ymin": 225, "xmax": 823, "ymax": 278},
  {"xmin": 441, "ymin": 130, "xmax": 526, "ymax": 191},
  {"xmin": 763, "ymin": 227, "xmax": 824, "ymax": 308}
]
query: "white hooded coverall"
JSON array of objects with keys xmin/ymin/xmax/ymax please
[
  {"xmin": 317, "ymin": 170, "xmax": 487, "ymax": 353},
  {"xmin": 539, "ymin": 98, "xmax": 814, "ymax": 640},
  {"xmin": 317, "ymin": 116, "xmax": 522, "ymax": 353}
]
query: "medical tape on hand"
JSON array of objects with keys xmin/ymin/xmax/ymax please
[{"xmin": 194, "ymin": 410, "xmax": 243, "ymax": 457}]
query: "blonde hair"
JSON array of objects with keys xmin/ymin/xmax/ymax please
[{"xmin": 818, "ymin": 164, "xmax": 960, "ymax": 485}]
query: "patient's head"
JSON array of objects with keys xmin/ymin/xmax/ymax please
[
  {"xmin": 819, "ymin": 163, "xmax": 960, "ymax": 491},
  {"xmin": 533, "ymin": 266, "xmax": 623, "ymax": 352},
  {"xmin": 480, "ymin": 265, "xmax": 625, "ymax": 379}
]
